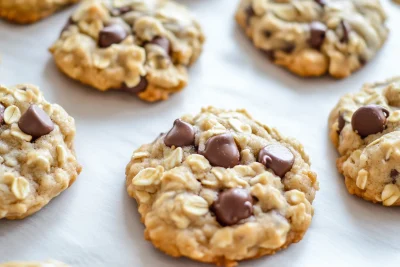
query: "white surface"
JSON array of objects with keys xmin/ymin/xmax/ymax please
[{"xmin": 0, "ymin": 1, "xmax": 400, "ymax": 266}]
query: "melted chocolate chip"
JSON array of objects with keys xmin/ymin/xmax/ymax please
[
  {"xmin": 212, "ymin": 188, "xmax": 253, "ymax": 226},
  {"xmin": 309, "ymin": 21, "xmax": 327, "ymax": 49},
  {"xmin": 0, "ymin": 104, "xmax": 5, "ymax": 125},
  {"xmin": 245, "ymin": 5, "xmax": 255, "ymax": 26},
  {"xmin": 18, "ymin": 105, "xmax": 54, "ymax": 139},
  {"xmin": 202, "ymin": 133, "xmax": 240, "ymax": 168},
  {"xmin": 351, "ymin": 105, "xmax": 389, "ymax": 138},
  {"xmin": 98, "ymin": 24, "xmax": 127, "ymax": 48},
  {"xmin": 391, "ymin": 169, "xmax": 399, "ymax": 183},
  {"xmin": 315, "ymin": 0, "xmax": 326, "ymax": 6},
  {"xmin": 338, "ymin": 113, "xmax": 346, "ymax": 133},
  {"xmin": 264, "ymin": 31, "xmax": 272, "ymax": 38},
  {"xmin": 111, "ymin": 6, "xmax": 132, "ymax": 16},
  {"xmin": 340, "ymin": 20, "xmax": 351, "ymax": 43},
  {"xmin": 258, "ymin": 144, "xmax": 294, "ymax": 178},
  {"xmin": 149, "ymin": 36, "xmax": 171, "ymax": 55},
  {"xmin": 164, "ymin": 119, "xmax": 195, "ymax": 147},
  {"xmin": 120, "ymin": 77, "xmax": 148, "ymax": 94},
  {"xmin": 60, "ymin": 17, "xmax": 74, "ymax": 36}
]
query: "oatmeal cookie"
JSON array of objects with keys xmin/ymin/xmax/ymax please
[
  {"xmin": 126, "ymin": 107, "xmax": 318, "ymax": 266},
  {"xmin": 235, "ymin": 0, "xmax": 388, "ymax": 78},
  {"xmin": 0, "ymin": 0, "xmax": 79, "ymax": 24},
  {"xmin": 0, "ymin": 260, "xmax": 68, "ymax": 267},
  {"xmin": 329, "ymin": 77, "xmax": 400, "ymax": 206},
  {"xmin": 0, "ymin": 84, "xmax": 81, "ymax": 219},
  {"xmin": 49, "ymin": 0, "xmax": 205, "ymax": 102}
]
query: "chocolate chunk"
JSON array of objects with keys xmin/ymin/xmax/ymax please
[
  {"xmin": 245, "ymin": 5, "xmax": 255, "ymax": 26},
  {"xmin": 120, "ymin": 77, "xmax": 148, "ymax": 94},
  {"xmin": 149, "ymin": 36, "xmax": 171, "ymax": 55},
  {"xmin": 60, "ymin": 17, "xmax": 74, "ymax": 36},
  {"xmin": 315, "ymin": 0, "xmax": 326, "ymax": 6},
  {"xmin": 309, "ymin": 22, "xmax": 327, "ymax": 49},
  {"xmin": 338, "ymin": 113, "xmax": 346, "ymax": 133},
  {"xmin": 258, "ymin": 144, "xmax": 294, "ymax": 178},
  {"xmin": 212, "ymin": 188, "xmax": 253, "ymax": 226},
  {"xmin": 202, "ymin": 133, "xmax": 240, "ymax": 168},
  {"xmin": 18, "ymin": 105, "xmax": 54, "ymax": 138},
  {"xmin": 340, "ymin": 20, "xmax": 351, "ymax": 43},
  {"xmin": 98, "ymin": 24, "xmax": 127, "ymax": 48},
  {"xmin": 164, "ymin": 119, "xmax": 195, "ymax": 147},
  {"xmin": 0, "ymin": 104, "xmax": 5, "ymax": 125},
  {"xmin": 351, "ymin": 105, "xmax": 389, "ymax": 138}
]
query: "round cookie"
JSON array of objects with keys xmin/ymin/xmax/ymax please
[
  {"xmin": 0, "ymin": 84, "xmax": 81, "ymax": 219},
  {"xmin": 126, "ymin": 107, "xmax": 318, "ymax": 266},
  {"xmin": 49, "ymin": 0, "xmax": 205, "ymax": 102},
  {"xmin": 0, "ymin": 260, "xmax": 68, "ymax": 267},
  {"xmin": 0, "ymin": 0, "xmax": 79, "ymax": 24},
  {"xmin": 235, "ymin": 0, "xmax": 388, "ymax": 78},
  {"xmin": 329, "ymin": 77, "xmax": 400, "ymax": 206}
]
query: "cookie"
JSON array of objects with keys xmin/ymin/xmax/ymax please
[
  {"xmin": 235, "ymin": 0, "xmax": 388, "ymax": 78},
  {"xmin": 0, "ymin": 84, "xmax": 81, "ymax": 219},
  {"xmin": 0, "ymin": 0, "xmax": 79, "ymax": 24},
  {"xmin": 329, "ymin": 77, "xmax": 400, "ymax": 206},
  {"xmin": 49, "ymin": 0, "xmax": 205, "ymax": 102},
  {"xmin": 0, "ymin": 260, "xmax": 68, "ymax": 267},
  {"xmin": 126, "ymin": 107, "xmax": 318, "ymax": 266}
]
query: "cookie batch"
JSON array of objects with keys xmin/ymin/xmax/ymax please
[{"xmin": 1, "ymin": 0, "xmax": 400, "ymax": 266}]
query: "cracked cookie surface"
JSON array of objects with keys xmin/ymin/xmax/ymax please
[
  {"xmin": 235, "ymin": 0, "xmax": 388, "ymax": 78},
  {"xmin": 0, "ymin": 84, "xmax": 81, "ymax": 219},
  {"xmin": 49, "ymin": 0, "xmax": 205, "ymax": 102},
  {"xmin": 0, "ymin": 0, "xmax": 79, "ymax": 24},
  {"xmin": 0, "ymin": 260, "xmax": 68, "ymax": 267},
  {"xmin": 126, "ymin": 107, "xmax": 318, "ymax": 266},
  {"xmin": 329, "ymin": 77, "xmax": 400, "ymax": 206}
]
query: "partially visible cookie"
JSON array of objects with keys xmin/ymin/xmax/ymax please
[
  {"xmin": 0, "ymin": 260, "xmax": 68, "ymax": 267},
  {"xmin": 126, "ymin": 107, "xmax": 318, "ymax": 266},
  {"xmin": 0, "ymin": 0, "xmax": 79, "ymax": 24},
  {"xmin": 0, "ymin": 84, "xmax": 81, "ymax": 219},
  {"xmin": 49, "ymin": 0, "xmax": 205, "ymax": 102},
  {"xmin": 235, "ymin": 0, "xmax": 388, "ymax": 78},
  {"xmin": 329, "ymin": 77, "xmax": 400, "ymax": 206}
]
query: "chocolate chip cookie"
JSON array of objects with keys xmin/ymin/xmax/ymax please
[
  {"xmin": 0, "ymin": 0, "xmax": 79, "ymax": 24},
  {"xmin": 235, "ymin": 0, "xmax": 388, "ymax": 78},
  {"xmin": 126, "ymin": 107, "xmax": 319, "ymax": 266},
  {"xmin": 0, "ymin": 261, "xmax": 68, "ymax": 267},
  {"xmin": 0, "ymin": 84, "xmax": 81, "ymax": 219},
  {"xmin": 329, "ymin": 77, "xmax": 400, "ymax": 206},
  {"xmin": 49, "ymin": 0, "xmax": 205, "ymax": 102}
]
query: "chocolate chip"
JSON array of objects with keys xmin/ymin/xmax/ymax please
[
  {"xmin": 351, "ymin": 105, "xmax": 389, "ymax": 138},
  {"xmin": 245, "ymin": 5, "xmax": 255, "ymax": 26},
  {"xmin": 391, "ymin": 169, "xmax": 399, "ymax": 183},
  {"xmin": 309, "ymin": 21, "xmax": 327, "ymax": 49},
  {"xmin": 258, "ymin": 144, "xmax": 294, "ymax": 178},
  {"xmin": 340, "ymin": 20, "xmax": 351, "ymax": 43},
  {"xmin": 282, "ymin": 44, "xmax": 295, "ymax": 54},
  {"xmin": 264, "ymin": 31, "xmax": 272, "ymax": 38},
  {"xmin": 149, "ymin": 36, "xmax": 171, "ymax": 55},
  {"xmin": 111, "ymin": 6, "xmax": 132, "ymax": 16},
  {"xmin": 164, "ymin": 119, "xmax": 195, "ymax": 147},
  {"xmin": 338, "ymin": 113, "xmax": 346, "ymax": 133},
  {"xmin": 18, "ymin": 105, "xmax": 54, "ymax": 139},
  {"xmin": 120, "ymin": 76, "xmax": 148, "ymax": 94},
  {"xmin": 98, "ymin": 24, "xmax": 127, "ymax": 48},
  {"xmin": 212, "ymin": 188, "xmax": 253, "ymax": 226},
  {"xmin": 315, "ymin": 0, "xmax": 326, "ymax": 6},
  {"xmin": 202, "ymin": 133, "xmax": 240, "ymax": 168},
  {"xmin": 60, "ymin": 17, "xmax": 74, "ymax": 36},
  {"xmin": 0, "ymin": 104, "xmax": 5, "ymax": 125}
]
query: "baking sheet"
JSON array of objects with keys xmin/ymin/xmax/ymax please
[{"xmin": 1, "ymin": 1, "xmax": 400, "ymax": 266}]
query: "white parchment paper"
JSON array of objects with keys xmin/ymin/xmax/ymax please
[{"xmin": 1, "ymin": 1, "xmax": 400, "ymax": 266}]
